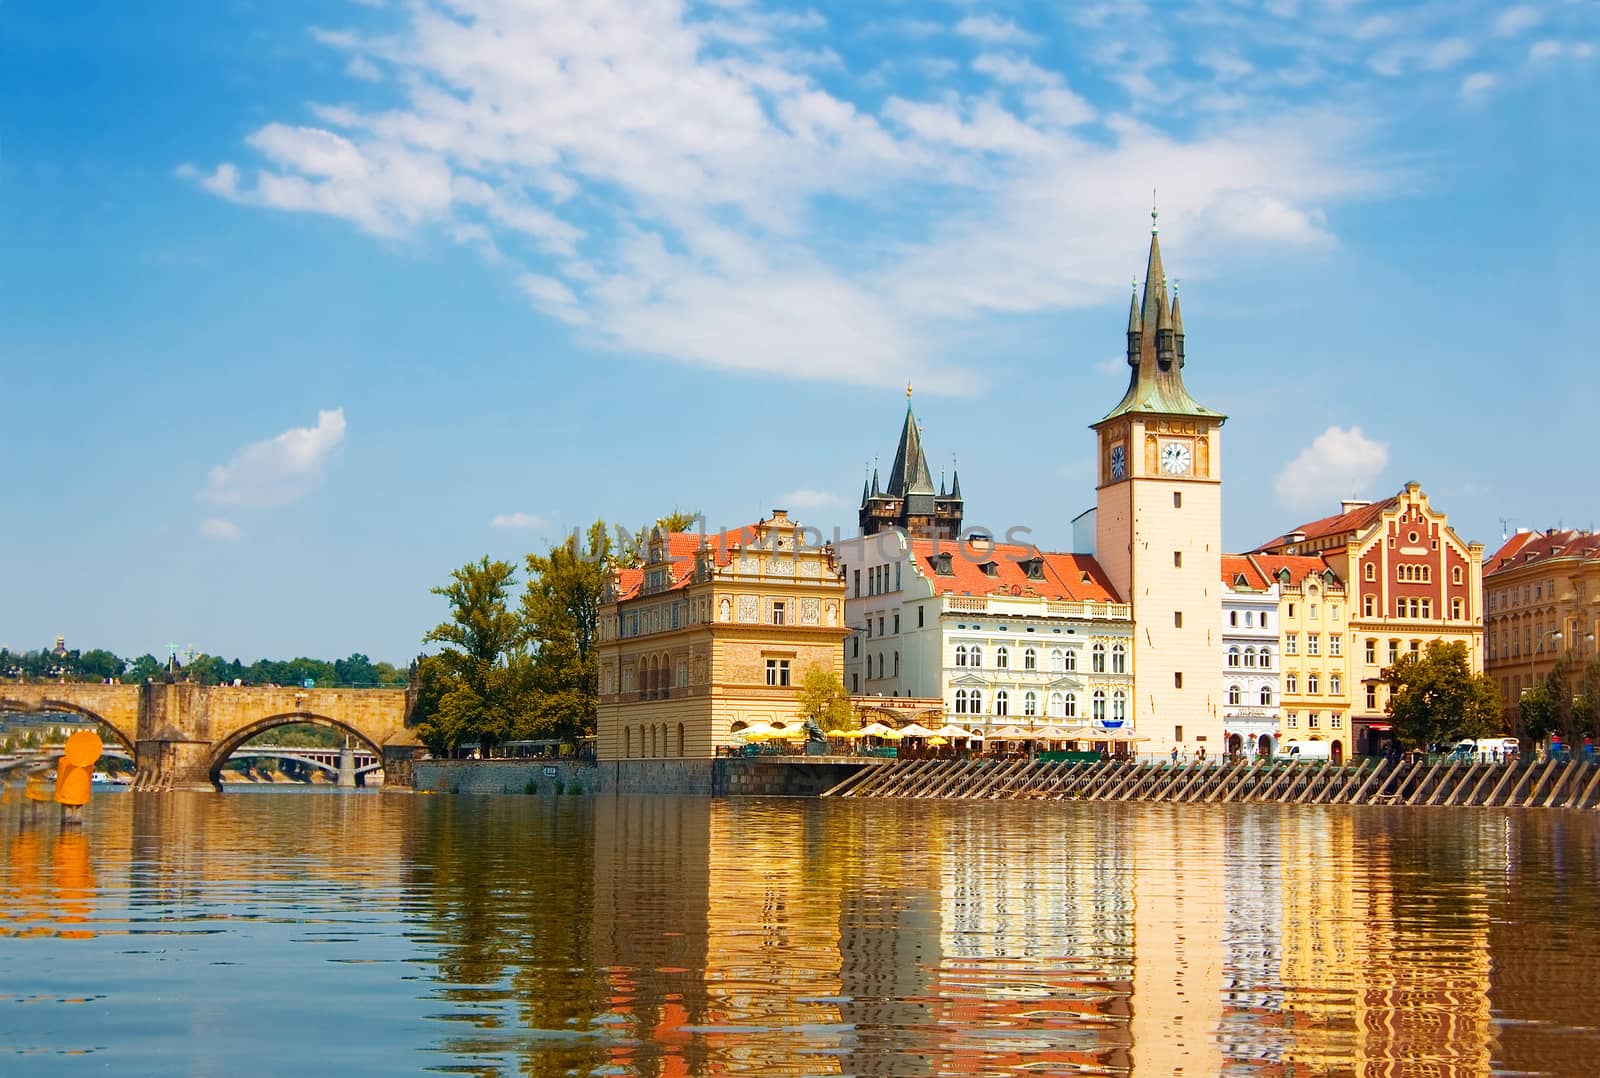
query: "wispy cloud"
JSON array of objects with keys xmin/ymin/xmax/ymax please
[
  {"xmin": 1460, "ymin": 72, "xmax": 1498, "ymax": 100},
  {"xmin": 203, "ymin": 408, "xmax": 346, "ymax": 507},
  {"xmin": 1494, "ymin": 5, "xmax": 1541, "ymax": 37},
  {"xmin": 490, "ymin": 512, "xmax": 548, "ymax": 530},
  {"xmin": 201, "ymin": 518, "xmax": 243, "ymax": 541},
  {"xmin": 1274, "ymin": 425, "xmax": 1388, "ymax": 511},
  {"xmin": 776, "ymin": 488, "xmax": 843, "ymax": 511},
  {"xmin": 183, "ymin": 2, "xmax": 1543, "ymax": 393}
]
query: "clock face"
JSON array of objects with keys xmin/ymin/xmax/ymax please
[
  {"xmin": 1109, "ymin": 444, "xmax": 1126, "ymax": 480},
  {"xmin": 1160, "ymin": 441, "xmax": 1193, "ymax": 476}
]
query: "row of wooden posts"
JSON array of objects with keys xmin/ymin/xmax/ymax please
[{"xmin": 822, "ymin": 755, "xmax": 1600, "ymax": 808}]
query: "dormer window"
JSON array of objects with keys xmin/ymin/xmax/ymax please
[
  {"xmin": 933, "ymin": 552, "xmax": 954, "ymax": 576},
  {"xmin": 1020, "ymin": 557, "xmax": 1045, "ymax": 580},
  {"xmin": 980, "ymin": 560, "xmax": 999, "ymax": 577},
  {"xmin": 1278, "ymin": 568, "xmax": 1291, "ymax": 584}
]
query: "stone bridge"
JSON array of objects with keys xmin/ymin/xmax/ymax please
[{"xmin": 0, "ymin": 682, "xmax": 425, "ymax": 790}]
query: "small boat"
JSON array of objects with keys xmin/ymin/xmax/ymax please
[{"xmin": 91, "ymin": 771, "xmax": 113, "ymax": 785}]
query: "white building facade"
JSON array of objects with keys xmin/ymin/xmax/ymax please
[{"xmin": 1221, "ymin": 556, "xmax": 1282, "ymax": 757}]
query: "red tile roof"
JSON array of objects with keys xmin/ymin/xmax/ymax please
[
  {"xmin": 1484, "ymin": 529, "xmax": 1600, "ymax": 576},
  {"xmin": 612, "ymin": 523, "xmax": 768, "ymax": 602},
  {"xmin": 1221, "ymin": 555, "xmax": 1270, "ymax": 591},
  {"xmin": 1255, "ymin": 496, "xmax": 1396, "ymax": 552},
  {"xmin": 1248, "ymin": 552, "xmax": 1346, "ymax": 586},
  {"xmin": 908, "ymin": 539, "xmax": 1121, "ymax": 603}
]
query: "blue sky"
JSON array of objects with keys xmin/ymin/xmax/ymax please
[{"xmin": 2, "ymin": 0, "xmax": 1596, "ymax": 664}]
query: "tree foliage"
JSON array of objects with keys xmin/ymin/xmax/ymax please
[
  {"xmin": 523, "ymin": 521, "xmax": 611, "ymax": 745},
  {"xmin": 797, "ymin": 665, "xmax": 853, "ymax": 731},
  {"xmin": 1383, "ymin": 640, "xmax": 1503, "ymax": 749},
  {"xmin": 415, "ymin": 557, "xmax": 530, "ymax": 756},
  {"xmin": 1524, "ymin": 653, "xmax": 1600, "ymax": 746},
  {"xmin": 0, "ymin": 645, "xmax": 407, "ymax": 688}
]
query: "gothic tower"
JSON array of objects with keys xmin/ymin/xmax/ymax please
[
  {"xmin": 1092, "ymin": 212, "xmax": 1227, "ymax": 754},
  {"xmin": 860, "ymin": 388, "xmax": 964, "ymax": 539}
]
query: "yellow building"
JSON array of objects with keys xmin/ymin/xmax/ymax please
[
  {"xmin": 1483, "ymin": 528, "xmax": 1600, "ymax": 730},
  {"xmin": 1251, "ymin": 554, "xmax": 1353, "ymax": 762},
  {"xmin": 1255, "ymin": 483, "xmax": 1484, "ymax": 755},
  {"xmin": 595, "ymin": 511, "xmax": 849, "ymax": 761},
  {"xmin": 1092, "ymin": 213, "xmax": 1228, "ymax": 755}
]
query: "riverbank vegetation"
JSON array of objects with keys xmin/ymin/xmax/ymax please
[
  {"xmin": 0, "ymin": 647, "xmax": 410, "ymax": 688},
  {"xmin": 1383, "ymin": 640, "xmax": 1504, "ymax": 749}
]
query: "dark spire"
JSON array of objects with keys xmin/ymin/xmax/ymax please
[
  {"xmin": 861, "ymin": 474, "xmax": 871, "ymax": 503},
  {"xmin": 950, "ymin": 470, "xmax": 963, "ymax": 499},
  {"xmin": 886, "ymin": 389, "xmax": 936, "ymax": 497},
  {"xmin": 871, "ymin": 467, "xmax": 881, "ymax": 497},
  {"xmin": 1096, "ymin": 213, "xmax": 1224, "ymax": 425},
  {"xmin": 1125, "ymin": 283, "xmax": 1142, "ymax": 367},
  {"xmin": 1171, "ymin": 287, "xmax": 1185, "ymax": 367}
]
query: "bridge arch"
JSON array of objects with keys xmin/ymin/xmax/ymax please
[
  {"xmin": 208, "ymin": 711, "xmax": 384, "ymax": 784},
  {"xmin": 0, "ymin": 698, "xmax": 137, "ymax": 755}
]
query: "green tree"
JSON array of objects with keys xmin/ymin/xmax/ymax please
[
  {"xmin": 416, "ymin": 557, "xmax": 529, "ymax": 755},
  {"xmin": 1384, "ymin": 639, "xmax": 1503, "ymax": 749},
  {"xmin": 125, "ymin": 654, "xmax": 164, "ymax": 683},
  {"xmin": 797, "ymin": 665, "xmax": 853, "ymax": 731},
  {"xmin": 523, "ymin": 521, "xmax": 612, "ymax": 744},
  {"xmin": 75, "ymin": 649, "xmax": 125, "ymax": 681},
  {"xmin": 1520, "ymin": 679, "xmax": 1562, "ymax": 744}
]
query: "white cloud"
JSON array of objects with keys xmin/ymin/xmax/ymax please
[
  {"xmin": 1460, "ymin": 71, "xmax": 1498, "ymax": 99},
  {"xmin": 1530, "ymin": 39, "xmax": 1594, "ymax": 62},
  {"xmin": 490, "ymin": 512, "xmax": 548, "ymax": 529},
  {"xmin": 955, "ymin": 15, "xmax": 1038, "ymax": 46},
  {"xmin": 776, "ymin": 488, "xmax": 842, "ymax": 511},
  {"xmin": 184, "ymin": 1, "xmax": 1423, "ymax": 393},
  {"xmin": 203, "ymin": 408, "xmax": 346, "ymax": 507},
  {"xmin": 1494, "ymin": 5, "xmax": 1541, "ymax": 37},
  {"xmin": 346, "ymin": 55, "xmax": 382, "ymax": 82},
  {"xmin": 1274, "ymin": 426, "xmax": 1388, "ymax": 511},
  {"xmin": 201, "ymin": 518, "xmax": 243, "ymax": 541},
  {"xmin": 1423, "ymin": 38, "xmax": 1473, "ymax": 71}
]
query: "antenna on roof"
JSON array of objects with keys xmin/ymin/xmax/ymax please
[{"xmin": 1499, "ymin": 517, "xmax": 1512, "ymax": 542}]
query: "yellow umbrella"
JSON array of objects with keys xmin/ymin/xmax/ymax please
[
  {"xmin": 927, "ymin": 736, "xmax": 949, "ymax": 746},
  {"xmin": 824, "ymin": 728, "xmax": 852, "ymax": 738},
  {"xmin": 896, "ymin": 722, "xmax": 939, "ymax": 738}
]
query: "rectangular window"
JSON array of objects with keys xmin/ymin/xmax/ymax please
[
  {"xmin": 1174, "ymin": 492, "xmax": 1182, "ymax": 508},
  {"xmin": 1331, "ymin": 713, "xmax": 1343, "ymax": 728},
  {"xmin": 1311, "ymin": 604, "xmax": 1319, "ymax": 620},
  {"xmin": 1174, "ymin": 611, "xmax": 1183, "ymax": 628},
  {"xmin": 1367, "ymin": 685, "xmax": 1377, "ymax": 709},
  {"xmin": 1286, "ymin": 634, "xmax": 1299, "ymax": 655},
  {"xmin": 1420, "ymin": 599, "xmax": 1432, "ymax": 619},
  {"xmin": 894, "ymin": 613, "xmax": 900, "ymax": 634},
  {"xmin": 853, "ymin": 569, "xmax": 861, "ymax": 597},
  {"xmin": 1331, "ymin": 605, "xmax": 1340, "ymax": 622},
  {"xmin": 765, "ymin": 659, "xmax": 791, "ymax": 687},
  {"xmin": 853, "ymin": 636, "xmax": 860, "ymax": 658},
  {"xmin": 852, "ymin": 672, "xmax": 860, "ymax": 693},
  {"xmin": 772, "ymin": 601, "xmax": 786, "ymax": 626},
  {"xmin": 895, "ymin": 563, "xmax": 901, "ymax": 590},
  {"xmin": 1308, "ymin": 634, "xmax": 1320, "ymax": 656},
  {"xmin": 1174, "ymin": 671, "xmax": 1184, "ymax": 689},
  {"xmin": 1287, "ymin": 712, "xmax": 1298, "ymax": 729},
  {"xmin": 1330, "ymin": 635, "xmax": 1342, "ymax": 657},
  {"xmin": 1388, "ymin": 640, "xmax": 1400, "ymax": 664},
  {"xmin": 1308, "ymin": 712, "xmax": 1320, "ymax": 728},
  {"xmin": 878, "ymin": 617, "xmax": 885, "ymax": 636},
  {"xmin": 1451, "ymin": 598, "xmax": 1463, "ymax": 619},
  {"xmin": 918, "ymin": 607, "xmax": 925, "ymax": 628},
  {"xmin": 1173, "ymin": 551, "xmax": 1183, "ymax": 568},
  {"xmin": 1364, "ymin": 595, "xmax": 1375, "ymax": 617},
  {"xmin": 1174, "ymin": 724, "xmax": 1184, "ymax": 742},
  {"xmin": 1288, "ymin": 602, "xmax": 1296, "ymax": 619}
]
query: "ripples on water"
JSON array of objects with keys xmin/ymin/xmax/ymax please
[{"xmin": 3, "ymin": 790, "xmax": 1599, "ymax": 1076}]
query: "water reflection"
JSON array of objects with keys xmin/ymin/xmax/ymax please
[{"xmin": 3, "ymin": 792, "xmax": 1600, "ymax": 1075}]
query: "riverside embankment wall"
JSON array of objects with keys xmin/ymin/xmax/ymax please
[{"xmin": 414, "ymin": 757, "xmax": 871, "ymax": 797}]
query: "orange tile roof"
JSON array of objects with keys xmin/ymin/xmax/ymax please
[
  {"xmin": 1221, "ymin": 555, "xmax": 1270, "ymax": 590},
  {"xmin": 1484, "ymin": 529, "xmax": 1600, "ymax": 576},
  {"xmin": 1255, "ymin": 496, "xmax": 1396, "ymax": 552},
  {"xmin": 612, "ymin": 523, "xmax": 768, "ymax": 601},
  {"xmin": 907, "ymin": 539, "xmax": 1122, "ymax": 603},
  {"xmin": 1248, "ymin": 552, "xmax": 1345, "ymax": 586}
]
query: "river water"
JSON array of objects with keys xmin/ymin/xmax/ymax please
[{"xmin": 3, "ymin": 790, "xmax": 1599, "ymax": 1076}]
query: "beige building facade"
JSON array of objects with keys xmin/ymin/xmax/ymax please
[{"xmin": 595, "ymin": 512, "xmax": 849, "ymax": 761}]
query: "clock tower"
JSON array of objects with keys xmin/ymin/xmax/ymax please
[{"xmin": 1092, "ymin": 212, "xmax": 1227, "ymax": 755}]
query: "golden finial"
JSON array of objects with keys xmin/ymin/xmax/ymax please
[
  {"xmin": 906, "ymin": 382, "xmax": 913, "ymax": 401},
  {"xmin": 1151, "ymin": 188, "xmax": 1158, "ymax": 234}
]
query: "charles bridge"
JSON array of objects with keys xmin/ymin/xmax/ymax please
[{"xmin": 0, "ymin": 681, "xmax": 425, "ymax": 790}]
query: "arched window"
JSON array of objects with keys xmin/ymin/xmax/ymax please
[
  {"xmin": 1023, "ymin": 690, "xmax": 1038, "ymax": 716},
  {"xmin": 651, "ymin": 725, "xmax": 658, "ymax": 756},
  {"xmin": 1366, "ymin": 562, "xmax": 1376, "ymax": 581},
  {"xmin": 1092, "ymin": 643, "xmax": 1106, "ymax": 673},
  {"xmin": 954, "ymin": 689, "xmax": 969, "ymax": 715},
  {"xmin": 1452, "ymin": 566, "xmax": 1463, "ymax": 585},
  {"xmin": 624, "ymin": 727, "xmax": 632, "ymax": 757},
  {"xmin": 1260, "ymin": 686, "xmax": 1272, "ymax": 706},
  {"xmin": 995, "ymin": 690, "xmax": 1009, "ymax": 717},
  {"xmin": 970, "ymin": 689, "xmax": 984, "ymax": 714},
  {"xmin": 1049, "ymin": 691, "xmax": 1064, "ymax": 717},
  {"xmin": 1244, "ymin": 647, "xmax": 1257, "ymax": 668},
  {"xmin": 1308, "ymin": 673, "xmax": 1319, "ymax": 694},
  {"xmin": 955, "ymin": 644, "xmax": 968, "ymax": 667},
  {"xmin": 1330, "ymin": 673, "xmax": 1341, "ymax": 694},
  {"xmin": 970, "ymin": 646, "xmax": 983, "ymax": 669},
  {"xmin": 1050, "ymin": 648, "xmax": 1065, "ymax": 672},
  {"xmin": 1111, "ymin": 644, "xmax": 1126, "ymax": 674},
  {"xmin": 1228, "ymin": 685, "xmax": 1241, "ymax": 705},
  {"xmin": 1113, "ymin": 690, "xmax": 1127, "ymax": 720},
  {"xmin": 1064, "ymin": 692, "xmax": 1077, "ymax": 718},
  {"xmin": 677, "ymin": 723, "xmax": 685, "ymax": 756},
  {"xmin": 1245, "ymin": 611, "xmax": 1254, "ymax": 627},
  {"xmin": 1227, "ymin": 646, "xmax": 1241, "ymax": 668},
  {"xmin": 995, "ymin": 646, "xmax": 1009, "ymax": 669},
  {"xmin": 1064, "ymin": 649, "xmax": 1077, "ymax": 671},
  {"xmin": 1287, "ymin": 673, "xmax": 1298, "ymax": 694},
  {"xmin": 1092, "ymin": 690, "xmax": 1107, "ymax": 721},
  {"xmin": 1023, "ymin": 647, "xmax": 1037, "ymax": 671},
  {"xmin": 1259, "ymin": 647, "xmax": 1272, "ymax": 670}
]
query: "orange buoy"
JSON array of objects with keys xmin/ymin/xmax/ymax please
[{"xmin": 62, "ymin": 730, "xmax": 103, "ymax": 768}]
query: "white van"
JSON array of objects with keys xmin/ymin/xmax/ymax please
[{"xmin": 1282, "ymin": 740, "xmax": 1333, "ymax": 761}]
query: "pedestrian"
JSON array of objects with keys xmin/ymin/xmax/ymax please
[{"xmin": 1170, "ymin": 746, "xmax": 1179, "ymax": 764}]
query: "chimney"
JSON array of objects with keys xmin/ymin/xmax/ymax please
[{"xmin": 1340, "ymin": 499, "xmax": 1371, "ymax": 515}]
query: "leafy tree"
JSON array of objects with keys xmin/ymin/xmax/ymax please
[
  {"xmin": 621, "ymin": 510, "xmax": 702, "ymax": 560},
  {"xmin": 797, "ymin": 665, "xmax": 853, "ymax": 731},
  {"xmin": 523, "ymin": 521, "xmax": 612, "ymax": 744},
  {"xmin": 416, "ymin": 557, "xmax": 529, "ymax": 755},
  {"xmin": 1384, "ymin": 640, "xmax": 1503, "ymax": 749},
  {"xmin": 125, "ymin": 654, "xmax": 164, "ymax": 683},
  {"xmin": 1520, "ymin": 679, "xmax": 1561, "ymax": 744},
  {"xmin": 75, "ymin": 649, "xmax": 125, "ymax": 681}
]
